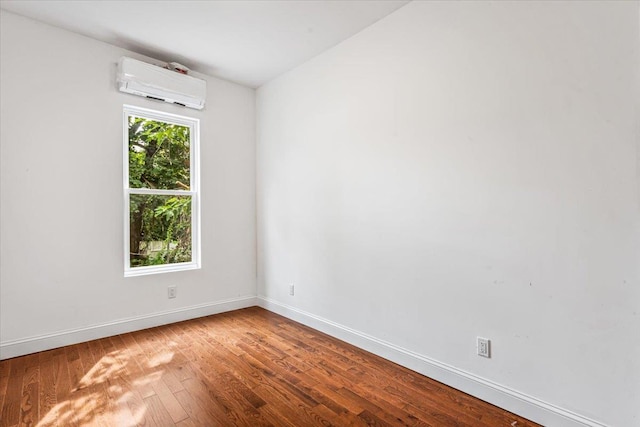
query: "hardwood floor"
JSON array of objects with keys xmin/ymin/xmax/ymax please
[{"xmin": 0, "ymin": 307, "xmax": 540, "ymax": 427}]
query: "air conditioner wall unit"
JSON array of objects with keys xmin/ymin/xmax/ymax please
[{"xmin": 117, "ymin": 57, "xmax": 206, "ymax": 110}]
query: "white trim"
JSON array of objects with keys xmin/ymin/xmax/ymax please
[
  {"xmin": 124, "ymin": 261, "xmax": 200, "ymax": 277},
  {"xmin": 128, "ymin": 188, "xmax": 196, "ymax": 196},
  {"xmin": 123, "ymin": 105, "xmax": 201, "ymax": 277},
  {"xmin": 0, "ymin": 296, "xmax": 256, "ymax": 360},
  {"xmin": 124, "ymin": 104, "xmax": 199, "ymax": 127},
  {"xmin": 256, "ymin": 296, "xmax": 608, "ymax": 427},
  {"xmin": 191, "ymin": 116, "xmax": 201, "ymax": 268},
  {"xmin": 0, "ymin": 295, "xmax": 609, "ymax": 426}
]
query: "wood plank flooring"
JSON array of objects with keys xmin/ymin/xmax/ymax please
[{"xmin": 0, "ymin": 307, "xmax": 540, "ymax": 427}]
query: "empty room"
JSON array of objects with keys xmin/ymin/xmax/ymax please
[{"xmin": 0, "ymin": 1, "xmax": 638, "ymax": 426}]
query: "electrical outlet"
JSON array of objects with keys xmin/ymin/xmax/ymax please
[
  {"xmin": 168, "ymin": 285, "xmax": 177, "ymax": 299},
  {"xmin": 477, "ymin": 337, "xmax": 490, "ymax": 358},
  {"xmin": 289, "ymin": 284, "xmax": 295, "ymax": 296}
]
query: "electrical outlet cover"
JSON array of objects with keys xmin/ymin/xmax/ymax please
[
  {"xmin": 168, "ymin": 286, "xmax": 177, "ymax": 299},
  {"xmin": 477, "ymin": 337, "xmax": 490, "ymax": 358}
]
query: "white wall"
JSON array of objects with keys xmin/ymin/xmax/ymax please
[
  {"xmin": 0, "ymin": 11, "xmax": 256, "ymax": 356},
  {"xmin": 257, "ymin": 2, "xmax": 639, "ymax": 426}
]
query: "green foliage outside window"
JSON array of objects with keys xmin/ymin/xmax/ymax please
[{"xmin": 128, "ymin": 116, "xmax": 192, "ymax": 267}]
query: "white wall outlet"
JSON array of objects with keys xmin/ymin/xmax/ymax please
[
  {"xmin": 289, "ymin": 284, "xmax": 295, "ymax": 296},
  {"xmin": 168, "ymin": 285, "xmax": 177, "ymax": 299},
  {"xmin": 477, "ymin": 337, "xmax": 490, "ymax": 358}
]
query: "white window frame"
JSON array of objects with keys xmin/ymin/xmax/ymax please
[{"xmin": 123, "ymin": 105, "xmax": 201, "ymax": 277}]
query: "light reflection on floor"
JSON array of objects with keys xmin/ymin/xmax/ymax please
[{"xmin": 35, "ymin": 345, "xmax": 175, "ymax": 427}]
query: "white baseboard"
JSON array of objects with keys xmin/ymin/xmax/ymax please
[
  {"xmin": 257, "ymin": 296, "xmax": 607, "ymax": 427},
  {"xmin": 0, "ymin": 295, "xmax": 609, "ymax": 427},
  {"xmin": 0, "ymin": 296, "xmax": 257, "ymax": 360}
]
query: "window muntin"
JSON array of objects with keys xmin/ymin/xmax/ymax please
[{"xmin": 124, "ymin": 105, "xmax": 200, "ymax": 276}]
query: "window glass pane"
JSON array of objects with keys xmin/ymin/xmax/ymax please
[
  {"xmin": 128, "ymin": 116, "xmax": 190, "ymax": 190},
  {"xmin": 129, "ymin": 194, "xmax": 192, "ymax": 268}
]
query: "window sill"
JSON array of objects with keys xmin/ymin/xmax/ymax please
[{"xmin": 124, "ymin": 262, "xmax": 200, "ymax": 277}]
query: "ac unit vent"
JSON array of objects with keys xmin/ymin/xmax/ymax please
[{"xmin": 117, "ymin": 57, "xmax": 206, "ymax": 110}]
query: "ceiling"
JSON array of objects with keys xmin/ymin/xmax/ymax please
[{"xmin": 0, "ymin": 0, "xmax": 410, "ymax": 88}]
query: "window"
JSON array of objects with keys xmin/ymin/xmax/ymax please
[{"xmin": 123, "ymin": 105, "xmax": 200, "ymax": 276}]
